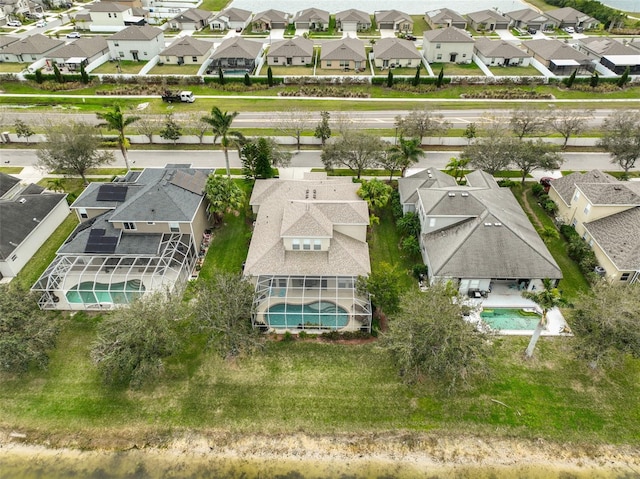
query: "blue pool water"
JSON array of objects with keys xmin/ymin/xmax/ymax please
[
  {"xmin": 481, "ymin": 308, "xmax": 541, "ymax": 330},
  {"xmin": 266, "ymin": 301, "xmax": 349, "ymax": 329},
  {"xmin": 66, "ymin": 280, "xmax": 145, "ymax": 304}
]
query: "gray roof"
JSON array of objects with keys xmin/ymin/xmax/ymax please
[
  {"xmin": 1, "ymin": 34, "xmax": 65, "ymax": 55},
  {"xmin": 252, "ymin": 9, "xmax": 288, "ymax": 25},
  {"xmin": 546, "ymin": 7, "xmax": 597, "ymax": 24},
  {"xmin": 425, "ymin": 8, "xmax": 466, "ymax": 25},
  {"xmin": 0, "ymin": 192, "xmax": 67, "ymax": 259},
  {"xmin": 245, "ymin": 174, "xmax": 370, "ymax": 277},
  {"xmin": 213, "ymin": 7, "xmax": 252, "ymax": 23},
  {"xmin": 474, "ymin": 38, "xmax": 529, "ymax": 58},
  {"xmin": 89, "ymin": 2, "xmax": 130, "ymax": 12},
  {"xmin": 335, "ymin": 9, "xmax": 370, "ymax": 24},
  {"xmin": 398, "ymin": 168, "xmax": 457, "ymax": 206},
  {"xmin": 523, "ymin": 39, "xmax": 591, "ymax": 62},
  {"xmin": 579, "ymin": 37, "xmax": 638, "ymax": 56},
  {"xmin": 294, "ymin": 7, "xmax": 329, "ymax": 23},
  {"xmin": 0, "ymin": 173, "xmax": 20, "ymax": 198},
  {"xmin": 108, "ymin": 25, "xmax": 163, "ymax": 41},
  {"xmin": 549, "ymin": 169, "xmax": 617, "ymax": 206},
  {"xmin": 466, "ymin": 9, "xmax": 507, "ymax": 24},
  {"xmin": 161, "ymin": 36, "xmax": 213, "ymax": 57},
  {"xmin": 375, "ymin": 9, "xmax": 412, "ymax": 24},
  {"xmin": 171, "ymin": 8, "xmax": 212, "ymax": 23},
  {"xmin": 373, "ymin": 37, "xmax": 421, "ymax": 61},
  {"xmin": 0, "ymin": 35, "xmax": 20, "ymax": 50},
  {"xmin": 504, "ymin": 8, "xmax": 549, "ymax": 23},
  {"xmin": 320, "ymin": 37, "xmax": 366, "ymax": 61},
  {"xmin": 584, "ymin": 207, "xmax": 640, "ymax": 270},
  {"xmin": 268, "ymin": 37, "xmax": 313, "ymax": 58},
  {"xmin": 50, "ymin": 36, "xmax": 108, "ymax": 60},
  {"xmin": 210, "ymin": 36, "xmax": 262, "ymax": 60},
  {"xmin": 424, "ymin": 26, "xmax": 475, "ymax": 44}
]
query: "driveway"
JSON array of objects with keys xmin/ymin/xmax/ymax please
[
  {"xmin": 379, "ymin": 29, "xmax": 396, "ymax": 38},
  {"xmin": 495, "ymin": 29, "xmax": 518, "ymax": 41}
]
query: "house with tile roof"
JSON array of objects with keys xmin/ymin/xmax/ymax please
[
  {"xmin": 422, "ymin": 27, "xmax": 475, "ymax": 64},
  {"xmin": 504, "ymin": 8, "xmax": 556, "ymax": 32},
  {"xmin": 548, "ymin": 170, "xmax": 640, "ymax": 283},
  {"xmin": 466, "ymin": 9, "xmax": 509, "ymax": 32},
  {"xmin": 319, "ymin": 37, "xmax": 366, "ymax": 71},
  {"xmin": 168, "ymin": 8, "xmax": 213, "ymax": 31},
  {"xmin": 474, "ymin": 38, "xmax": 531, "ymax": 67},
  {"xmin": 335, "ymin": 9, "xmax": 371, "ymax": 32},
  {"xmin": 266, "ymin": 37, "xmax": 313, "ymax": 66},
  {"xmin": 210, "ymin": 7, "xmax": 252, "ymax": 31},
  {"xmin": 374, "ymin": 9, "xmax": 412, "ymax": 32},
  {"xmin": 546, "ymin": 7, "xmax": 599, "ymax": 30},
  {"xmin": 106, "ymin": 25, "xmax": 164, "ymax": 61},
  {"xmin": 522, "ymin": 38, "xmax": 593, "ymax": 75},
  {"xmin": 577, "ymin": 37, "xmax": 640, "ymax": 74},
  {"xmin": 32, "ymin": 167, "xmax": 212, "ymax": 310},
  {"xmin": 160, "ymin": 36, "xmax": 214, "ymax": 65},
  {"xmin": 372, "ymin": 37, "xmax": 422, "ymax": 70},
  {"xmin": 252, "ymin": 9, "xmax": 289, "ymax": 32},
  {"xmin": 48, "ymin": 36, "xmax": 109, "ymax": 71},
  {"xmin": 399, "ymin": 169, "xmax": 562, "ymax": 295},
  {"xmin": 0, "ymin": 173, "xmax": 69, "ymax": 280},
  {"xmin": 293, "ymin": 7, "xmax": 329, "ymax": 31},
  {"xmin": 425, "ymin": 8, "xmax": 467, "ymax": 30},
  {"xmin": 1, "ymin": 34, "xmax": 64, "ymax": 63},
  {"xmin": 245, "ymin": 172, "xmax": 372, "ymax": 333},
  {"xmin": 208, "ymin": 36, "xmax": 263, "ymax": 73}
]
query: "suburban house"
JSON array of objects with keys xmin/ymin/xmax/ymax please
[
  {"xmin": 577, "ymin": 37, "xmax": 640, "ymax": 74},
  {"xmin": 0, "ymin": 0, "xmax": 30, "ymax": 17},
  {"xmin": 466, "ymin": 9, "xmax": 509, "ymax": 32},
  {"xmin": 73, "ymin": 12, "xmax": 93, "ymax": 31},
  {"xmin": 106, "ymin": 25, "xmax": 165, "ymax": 62},
  {"xmin": 293, "ymin": 7, "xmax": 329, "ymax": 31},
  {"xmin": 0, "ymin": 35, "xmax": 19, "ymax": 51},
  {"xmin": 32, "ymin": 167, "xmax": 212, "ymax": 310},
  {"xmin": 372, "ymin": 37, "xmax": 422, "ymax": 70},
  {"xmin": 548, "ymin": 170, "xmax": 640, "ymax": 283},
  {"xmin": 422, "ymin": 27, "xmax": 475, "ymax": 64},
  {"xmin": 1, "ymin": 34, "xmax": 64, "ymax": 63},
  {"xmin": 210, "ymin": 7, "xmax": 252, "ymax": 31},
  {"xmin": 160, "ymin": 36, "xmax": 214, "ymax": 65},
  {"xmin": 0, "ymin": 173, "xmax": 69, "ymax": 281},
  {"xmin": 504, "ymin": 8, "xmax": 556, "ymax": 32},
  {"xmin": 474, "ymin": 38, "xmax": 531, "ymax": 67},
  {"xmin": 244, "ymin": 172, "xmax": 372, "ymax": 333},
  {"xmin": 168, "ymin": 8, "xmax": 213, "ymax": 31},
  {"xmin": 208, "ymin": 36, "xmax": 263, "ymax": 73},
  {"xmin": 266, "ymin": 37, "xmax": 313, "ymax": 67},
  {"xmin": 546, "ymin": 7, "xmax": 599, "ymax": 30},
  {"xmin": 319, "ymin": 37, "xmax": 366, "ymax": 71},
  {"xmin": 398, "ymin": 168, "xmax": 562, "ymax": 295},
  {"xmin": 425, "ymin": 8, "xmax": 467, "ymax": 30},
  {"xmin": 48, "ymin": 36, "xmax": 109, "ymax": 71},
  {"xmin": 87, "ymin": 2, "xmax": 146, "ymax": 32},
  {"xmin": 522, "ymin": 39, "xmax": 593, "ymax": 75},
  {"xmin": 374, "ymin": 9, "xmax": 413, "ymax": 32},
  {"xmin": 335, "ymin": 9, "xmax": 371, "ymax": 32},
  {"xmin": 251, "ymin": 9, "xmax": 289, "ymax": 32}
]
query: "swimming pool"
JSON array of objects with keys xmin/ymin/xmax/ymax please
[
  {"xmin": 66, "ymin": 280, "xmax": 145, "ymax": 304},
  {"xmin": 266, "ymin": 301, "xmax": 349, "ymax": 329},
  {"xmin": 480, "ymin": 308, "xmax": 541, "ymax": 331}
]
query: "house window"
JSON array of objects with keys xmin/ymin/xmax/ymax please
[
  {"xmin": 169, "ymin": 223, "xmax": 179, "ymax": 233},
  {"xmin": 192, "ymin": 56, "xmax": 197, "ymax": 62},
  {"xmin": 621, "ymin": 273, "xmax": 630, "ymax": 281},
  {"xmin": 273, "ymin": 57, "xmax": 279, "ymax": 63},
  {"xmin": 326, "ymin": 61, "xmax": 332, "ymax": 67},
  {"xmin": 78, "ymin": 207, "xmax": 88, "ymax": 219},
  {"xmin": 571, "ymin": 218, "xmax": 578, "ymax": 227},
  {"xmin": 573, "ymin": 191, "xmax": 580, "ymax": 202},
  {"xmin": 583, "ymin": 204, "xmax": 591, "ymax": 215},
  {"xmin": 123, "ymin": 222, "xmax": 136, "ymax": 230},
  {"xmin": 113, "ymin": 13, "xmax": 117, "ymax": 17},
  {"xmin": 436, "ymin": 54, "xmax": 442, "ymax": 60},
  {"xmin": 143, "ymin": 52, "xmax": 147, "ymax": 56},
  {"xmin": 292, "ymin": 239, "xmax": 300, "ymax": 250},
  {"xmin": 339, "ymin": 60, "xmax": 349, "ymax": 68},
  {"xmin": 278, "ymin": 278, "xmax": 287, "ymax": 287},
  {"xmin": 108, "ymin": 13, "xmax": 111, "ymax": 17},
  {"xmin": 338, "ymin": 278, "xmax": 354, "ymax": 289},
  {"xmin": 462, "ymin": 54, "xmax": 467, "ymax": 58},
  {"xmin": 429, "ymin": 218, "xmax": 436, "ymax": 227},
  {"xmin": 313, "ymin": 239, "xmax": 321, "ymax": 250},
  {"xmin": 436, "ymin": 43, "xmax": 441, "ymax": 49},
  {"xmin": 114, "ymin": 41, "xmax": 119, "ymax": 46},
  {"xmin": 147, "ymin": 221, "xmax": 155, "ymax": 225},
  {"xmin": 119, "ymin": 52, "xmax": 124, "ymax": 58},
  {"xmin": 303, "ymin": 239, "xmax": 311, "ymax": 250},
  {"xmin": 11, "ymin": 254, "xmax": 17, "ymax": 261}
]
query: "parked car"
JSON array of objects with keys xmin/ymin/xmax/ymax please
[
  {"xmin": 66, "ymin": 31, "xmax": 80, "ymax": 38},
  {"xmin": 575, "ymin": 26, "xmax": 584, "ymax": 33},
  {"xmin": 405, "ymin": 34, "xmax": 416, "ymax": 41},
  {"xmin": 540, "ymin": 177, "xmax": 554, "ymax": 192},
  {"xmin": 36, "ymin": 19, "xmax": 47, "ymax": 27},
  {"xmin": 563, "ymin": 26, "xmax": 575, "ymax": 34},
  {"xmin": 527, "ymin": 28, "xmax": 537, "ymax": 34},
  {"xmin": 6, "ymin": 20, "xmax": 22, "ymax": 27}
]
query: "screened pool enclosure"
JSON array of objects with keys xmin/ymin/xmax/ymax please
[{"xmin": 252, "ymin": 275, "xmax": 372, "ymax": 332}]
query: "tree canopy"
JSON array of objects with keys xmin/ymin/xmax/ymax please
[
  {"xmin": 395, "ymin": 107, "xmax": 450, "ymax": 142},
  {"xmin": 159, "ymin": 113, "xmax": 182, "ymax": 144},
  {"xmin": 597, "ymin": 110, "xmax": 640, "ymax": 179},
  {"xmin": 241, "ymin": 137, "xmax": 291, "ymax": 180},
  {"xmin": 274, "ymin": 108, "xmax": 314, "ymax": 151},
  {"xmin": 205, "ymin": 174, "xmax": 245, "ymax": 224},
  {"xmin": 202, "ymin": 107, "xmax": 244, "ymax": 177},
  {"xmin": 357, "ymin": 262, "xmax": 401, "ymax": 318},
  {"xmin": 321, "ymin": 132, "xmax": 388, "ymax": 179},
  {"xmin": 96, "ymin": 104, "xmax": 139, "ymax": 170},
  {"xmin": 314, "ymin": 111, "xmax": 332, "ymax": 146},
  {"xmin": 522, "ymin": 279, "xmax": 565, "ymax": 359},
  {"xmin": 509, "ymin": 107, "xmax": 547, "ymax": 139},
  {"xmin": 386, "ymin": 137, "xmax": 424, "ymax": 180},
  {"xmin": 550, "ymin": 109, "xmax": 593, "ymax": 149}
]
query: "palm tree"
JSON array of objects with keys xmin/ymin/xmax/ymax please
[
  {"xmin": 522, "ymin": 279, "xmax": 565, "ymax": 359},
  {"xmin": 445, "ymin": 156, "xmax": 470, "ymax": 183},
  {"xmin": 96, "ymin": 104, "xmax": 139, "ymax": 171},
  {"xmin": 388, "ymin": 136, "xmax": 424, "ymax": 180},
  {"xmin": 202, "ymin": 107, "xmax": 245, "ymax": 178}
]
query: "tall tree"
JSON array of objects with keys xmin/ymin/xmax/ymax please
[
  {"xmin": 510, "ymin": 139, "xmax": 564, "ymax": 184},
  {"xmin": 461, "ymin": 125, "xmax": 514, "ymax": 175},
  {"xmin": 357, "ymin": 178, "xmax": 392, "ymax": 212},
  {"xmin": 274, "ymin": 108, "xmax": 314, "ymax": 151},
  {"xmin": 395, "ymin": 107, "xmax": 450, "ymax": 144},
  {"xmin": 522, "ymin": 279, "xmax": 564, "ymax": 359},
  {"xmin": 241, "ymin": 137, "xmax": 291, "ymax": 179},
  {"xmin": 186, "ymin": 113, "xmax": 212, "ymax": 144},
  {"xmin": 617, "ymin": 66, "xmax": 630, "ymax": 88},
  {"xmin": 159, "ymin": 113, "xmax": 182, "ymax": 145},
  {"xmin": 509, "ymin": 106, "xmax": 547, "ymax": 139},
  {"xmin": 267, "ymin": 66, "xmax": 274, "ymax": 87},
  {"xmin": 549, "ymin": 109, "xmax": 593, "ymax": 149},
  {"xmin": 436, "ymin": 67, "xmax": 444, "ymax": 88},
  {"xmin": 386, "ymin": 69, "xmax": 393, "ymax": 87},
  {"xmin": 37, "ymin": 122, "xmax": 114, "ymax": 185},
  {"xmin": 134, "ymin": 116, "xmax": 158, "ymax": 144},
  {"xmin": 412, "ymin": 65, "xmax": 421, "ymax": 86},
  {"xmin": 14, "ymin": 119, "xmax": 35, "ymax": 145},
  {"xmin": 597, "ymin": 110, "xmax": 640, "ymax": 179},
  {"xmin": 463, "ymin": 122, "xmax": 476, "ymax": 144},
  {"xmin": 202, "ymin": 107, "xmax": 244, "ymax": 178},
  {"xmin": 205, "ymin": 174, "xmax": 245, "ymax": 225},
  {"xmin": 314, "ymin": 111, "xmax": 331, "ymax": 146},
  {"xmin": 445, "ymin": 156, "xmax": 470, "ymax": 183},
  {"xmin": 96, "ymin": 104, "xmax": 140, "ymax": 171},
  {"xmin": 381, "ymin": 283, "xmax": 490, "ymax": 391},
  {"xmin": 386, "ymin": 136, "xmax": 424, "ymax": 180},
  {"xmin": 356, "ymin": 262, "xmax": 402, "ymax": 323},
  {"xmin": 320, "ymin": 132, "xmax": 387, "ymax": 179}
]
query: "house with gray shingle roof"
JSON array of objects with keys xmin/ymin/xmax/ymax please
[
  {"xmin": 87, "ymin": 2, "xmax": 145, "ymax": 32},
  {"xmin": 335, "ymin": 9, "xmax": 371, "ymax": 32},
  {"xmin": 504, "ymin": 8, "xmax": 556, "ymax": 32},
  {"xmin": 548, "ymin": 170, "xmax": 640, "ymax": 283},
  {"xmin": 245, "ymin": 172, "xmax": 372, "ymax": 333},
  {"xmin": 474, "ymin": 38, "xmax": 531, "ymax": 67},
  {"xmin": 210, "ymin": 7, "xmax": 252, "ymax": 31},
  {"xmin": 320, "ymin": 37, "xmax": 366, "ymax": 71},
  {"xmin": 48, "ymin": 36, "xmax": 109, "ymax": 71},
  {"xmin": 374, "ymin": 9, "xmax": 412, "ymax": 32},
  {"xmin": 425, "ymin": 8, "xmax": 467, "ymax": 30},
  {"xmin": 208, "ymin": 36, "xmax": 263, "ymax": 73},
  {"xmin": 522, "ymin": 38, "xmax": 593, "ymax": 75},
  {"xmin": 423, "ymin": 27, "xmax": 475, "ymax": 64},
  {"xmin": 267, "ymin": 37, "xmax": 313, "ymax": 66},
  {"xmin": 0, "ymin": 173, "xmax": 69, "ymax": 280},
  {"xmin": 1, "ymin": 34, "xmax": 64, "ymax": 63},
  {"xmin": 32, "ymin": 167, "xmax": 213, "ymax": 310},
  {"xmin": 466, "ymin": 9, "xmax": 509, "ymax": 32},
  {"xmin": 252, "ymin": 9, "xmax": 289, "ymax": 32},
  {"xmin": 546, "ymin": 7, "xmax": 599, "ymax": 30},
  {"xmin": 168, "ymin": 8, "xmax": 213, "ymax": 31},
  {"xmin": 399, "ymin": 169, "xmax": 562, "ymax": 295},
  {"xmin": 106, "ymin": 25, "xmax": 164, "ymax": 61},
  {"xmin": 293, "ymin": 7, "xmax": 329, "ymax": 31},
  {"xmin": 372, "ymin": 37, "xmax": 422, "ymax": 70},
  {"xmin": 577, "ymin": 37, "xmax": 640, "ymax": 74},
  {"xmin": 160, "ymin": 36, "xmax": 214, "ymax": 65},
  {"xmin": 0, "ymin": 35, "xmax": 20, "ymax": 51}
]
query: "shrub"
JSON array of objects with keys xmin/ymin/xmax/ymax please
[
  {"xmin": 531, "ymin": 182, "xmax": 545, "ymax": 197},
  {"xmin": 282, "ymin": 331, "xmax": 295, "ymax": 342},
  {"xmin": 543, "ymin": 200, "xmax": 558, "ymax": 214},
  {"xmin": 412, "ymin": 264, "xmax": 429, "ymax": 279}
]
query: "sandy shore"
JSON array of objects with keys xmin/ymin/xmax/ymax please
[{"xmin": 1, "ymin": 429, "xmax": 639, "ymax": 478}]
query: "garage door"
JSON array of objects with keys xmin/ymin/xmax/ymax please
[{"xmin": 379, "ymin": 22, "xmax": 393, "ymax": 29}]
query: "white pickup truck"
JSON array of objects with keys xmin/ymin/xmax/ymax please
[{"xmin": 161, "ymin": 90, "xmax": 196, "ymax": 103}]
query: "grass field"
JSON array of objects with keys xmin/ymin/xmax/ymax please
[
  {"xmin": 91, "ymin": 61, "xmax": 146, "ymax": 74},
  {"xmin": 149, "ymin": 64, "xmax": 201, "ymax": 75},
  {"xmin": 489, "ymin": 65, "xmax": 542, "ymax": 76},
  {"xmin": 430, "ymin": 62, "xmax": 484, "ymax": 76},
  {"xmin": 0, "ymin": 62, "xmax": 27, "ymax": 73},
  {"xmin": 0, "ymin": 166, "xmax": 23, "ymax": 173}
]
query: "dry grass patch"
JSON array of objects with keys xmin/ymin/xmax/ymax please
[{"xmin": 0, "ymin": 62, "xmax": 27, "ymax": 73}]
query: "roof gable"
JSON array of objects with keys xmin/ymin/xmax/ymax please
[
  {"xmin": 108, "ymin": 25, "xmax": 163, "ymax": 41},
  {"xmin": 268, "ymin": 37, "xmax": 313, "ymax": 57},
  {"xmin": 373, "ymin": 37, "xmax": 421, "ymax": 60},
  {"xmin": 211, "ymin": 36, "xmax": 262, "ymax": 59},
  {"xmin": 321, "ymin": 37, "xmax": 366, "ymax": 61},
  {"xmin": 424, "ymin": 26, "xmax": 475, "ymax": 44},
  {"xmin": 161, "ymin": 36, "xmax": 213, "ymax": 56}
]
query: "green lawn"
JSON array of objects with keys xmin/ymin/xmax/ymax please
[
  {"xmin": 0, "ymin": 166, "xmax": 23, "ymax": 174},
  {"xmin": 429, "ymin": 62, "xmax": 483, "ymax": 75},
  {"xmin": 91, "ymin": 61, "xmax": 146, "ymax": 74},
  {"xmin": 262, "ymin": 65, "xmax": 314, "ymax": 76},
  {"xmin": 195, "ymin": 0, "xmax": 228, "ymax": 10},
  {"xmin": 410, "ymin": 15, "xmax": 429, "ymax": 36},
  {"xmin": 373, "ymin": 65, "xmax": 428, "ymax": 76},
  {"xmin": 150, "ymin": 64, "xmax": 201, "ymax": 75},
  {"xmin": 0, "ymin": 62, "xmax": 28, "ymax": 72},
  {"xmin": 489, "ymin": 65, "xmax": 542, "ymax": 76}
]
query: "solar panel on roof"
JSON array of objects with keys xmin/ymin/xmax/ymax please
[
  {"xmin": 85, "ymin": 228, "xmax": 118, "ymax": 253},
  {"xmin": 96, "ymin": 184, "xmax": 128, "ymax": 202}
]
